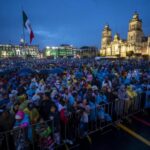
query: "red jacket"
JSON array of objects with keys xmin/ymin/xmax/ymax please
[{"xmin": 60, "ymin": 109, "xmax": 68, "ymax": 124}]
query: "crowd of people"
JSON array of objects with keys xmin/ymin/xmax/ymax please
[{"xmin": 0, "ymin": 58, "xmax": 150, "ymax": 149}]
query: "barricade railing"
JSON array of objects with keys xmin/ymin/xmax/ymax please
[
  {"xmin": 145, "ymin": 91, "xmax": 150, "ymax": 108},
  {"xmin": 0, "ymin": 93, "xmax": 144, "ymax": 150}
]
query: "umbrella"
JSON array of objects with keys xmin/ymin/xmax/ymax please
[
  {"xmin": 60, "ymin": 66, "xmax": 67, "ymax": 70},
  {"xmin": 19, "ymin": 72, "xmax": 31, "ymax": 77},
  {"xmin": 50, "ymin": 68, "xmax": 64, "ymax": 74},
  {"xmin": 39, "ymin": 69, "xmax": 51, "ymax": 75},
  {"xmin": 0, "ymin": 69, "xmax": 14, "ymax": 76},
  {"xmin": 19, "ymin": 68, "xmax": 33, "ymax": 74},
  {"xmin": 18, "ymin": 68, "xmax": 36, "ymax": 76}
]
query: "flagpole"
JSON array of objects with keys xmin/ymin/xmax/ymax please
[
  {"xmin": 21, "ymin": 6, "xmax": 26, "ymax": 57},
  {"xmin": 22, "ymin": 20, "xmax": 25, "ymax": 46}
]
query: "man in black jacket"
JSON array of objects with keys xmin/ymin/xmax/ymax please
[{"xmin": 39, "ymin": 92, "xmax": 55, "ymax": 121}]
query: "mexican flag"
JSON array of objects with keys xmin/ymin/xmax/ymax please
[{"xmin": 22, "ymin": 11, "xmax": 34, "ymax": 44}]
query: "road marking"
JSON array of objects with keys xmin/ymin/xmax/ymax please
[
  {"xmin": 132, "ymin": 116, "xmax": 150, "ymax": 127},
  {"xmin": 64, "ymin": 143, "xmax": 69, "ymax": 150},
  {"xmin": 86, "ymin": 135, "xmax": 92, "ymax": 144},
  {"xmin": 117, "ymin": 123, "xmax": 150, "ymax": 147}
]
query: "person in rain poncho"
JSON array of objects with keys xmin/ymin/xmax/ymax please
[{"xmin": 24, "ymin": 102, "xmax": 39, "ymax": 124}]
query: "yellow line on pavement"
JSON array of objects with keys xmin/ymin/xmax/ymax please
[
  {"xmin": 64, "ymin": 143, "xmax": 69, "ymax": 150},
  {"xmin": 117, "ymin": 123, "xmax": 150, "ymax": 147},
  {"xmin": 86, "ymin": 135, "xmax": 92, "ymax": 144}
]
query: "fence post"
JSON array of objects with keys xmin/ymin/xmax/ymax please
[
  {"xmin": 31, "ymin": 125, "xmax": 35, "ymax": 150},
  {"xmin": 5, "ymin": 132, "xmax": 9, "ymax": 150}
]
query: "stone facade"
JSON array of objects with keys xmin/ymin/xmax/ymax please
[
  {"xmin": 100, "ymin": 12, "xmax": 150, "ymax": 58},
  {"xmin": 0, "ymin": 44, "xmax": 39, "ymax": 58}
]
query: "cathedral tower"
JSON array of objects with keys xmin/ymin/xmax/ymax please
[
  {"xmin": 127, "ymin": 12, "xmax": 144, "ymax": 45},
  {"xmin": 101, "ymin": 25, "xmax": 112, "ymax": 49}
]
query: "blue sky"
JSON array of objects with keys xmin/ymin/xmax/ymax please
[{"xmin": 0, "ymin": 0, "xmax": 150, "ymax": 49}]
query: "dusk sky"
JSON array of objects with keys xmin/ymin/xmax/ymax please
[{"xmin": 0, "ymin": 0, "xmax": 150, "ymax": 49}]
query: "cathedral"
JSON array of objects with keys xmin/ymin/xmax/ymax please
[{"xmin": 100, "ymin": 12, "xmax": 150, "ymax": 58}]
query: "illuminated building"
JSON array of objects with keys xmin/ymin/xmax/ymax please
[
  {"xmin": 44, "ymin": 44, "xmax": 77, "ymax": 58},
  {"xmin": 100, "ymin": 12, "xmax": 150, "ymax": 58},
  {"xmin": 77, "ymin": 46, "xmax": 98, "ymax": 58},
  {"xmin": 45, "ymin": 45, "xmax": 98, "ymax": 58},
  {"xmin": 0, "ymin": 44, "xmax": 39, "ymax": 58}
]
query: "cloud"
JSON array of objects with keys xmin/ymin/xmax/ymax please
[
  {"xmin": 35, "ymin": 30, "xmax": 59, "ymax": 39},
  {"xmin": 33, "ymin": 27, "xmax": 75, "ymax": 48}
]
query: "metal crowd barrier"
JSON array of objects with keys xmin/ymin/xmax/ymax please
[
  {"xmin": 0, "ymin": 93, "xmax": 144, "ymax": 150},
  {"xmin": 145, "ymin": 91, "xmax": 150, "ymax": 108}
]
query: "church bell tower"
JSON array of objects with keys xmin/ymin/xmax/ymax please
[
  {"xmin": 127, "ymin": 12, "xmax": 144, "ymax": 45},
  {"xmin": 101, "ymin": 25, "xmax": 112, "ymax": 49}
]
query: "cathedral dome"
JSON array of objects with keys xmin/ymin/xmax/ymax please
[
  {"xmin": 133, "ymin": 13, "xmax": 138, "ymax": 19},
  {"xmin": 114, "ymin": 33, "xmax": 120, "ymax": 40},
  {"xmin": 129, "ymin": 12, "xmax": 142, "ymax": 23},
  {"xmin": 104, "ymin": 24, "xmax": 111, "ymax": 31}
]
